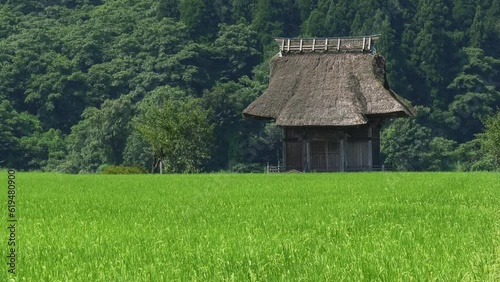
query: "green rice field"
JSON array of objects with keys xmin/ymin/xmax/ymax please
[{"xmin": 2, "ymin": 172, "xmax": 499, "ymax": 281}]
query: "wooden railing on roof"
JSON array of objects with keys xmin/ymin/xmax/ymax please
[{"xmin": 275, "ymin": 35, "xmax": 380, "ymax": 54}]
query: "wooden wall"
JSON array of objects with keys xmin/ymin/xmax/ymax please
[{"xmin": 283, "ymin": 123, "xmax": 381, "ymax": 172}]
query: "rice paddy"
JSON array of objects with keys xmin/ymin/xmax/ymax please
[{"xmin": 2, "ymin": 172, "xmax": 499, "ymax": 281}]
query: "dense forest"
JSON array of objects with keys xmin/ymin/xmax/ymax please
[{"xmin": 0, "ymin": 0, "xmax": 499, "ymax": 173}]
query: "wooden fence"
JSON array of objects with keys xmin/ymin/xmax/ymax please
[{"xmin": 266, "ymin": 164, "xmax": 391, "ymax": 173}]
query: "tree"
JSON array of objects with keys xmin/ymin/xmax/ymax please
[
  {"xmin": 447, "ymin": 47, "xmax": 500, "ymax": 141},
  {"xmin": 409, "ymin": 0, "xmax": 451, "ymax": 106},
  {"xmin": 381, "ymin": 116, "xmax": 432, "ymax": 171},
  {"xmin": 134, "ymin": 93, "xmax": 214, "ymax": 173},
  {"xmin": 0, "ymin": 100, "xmax": 23, "ymax": 169},
  {"xmin": 122, "ymin": 131, "xmax": 153, "ymax": 170},
  {"xmin": 151, "ymin": 0, "xmax": 180, "ymax": 19},
  {"xmin": 381, "ymin": 107, "xmax": 458, "ymax": 171},
  {"xmin": 179, "ymin": 0, "xmax": 216, "ymax": 38},
  {"xmin": 0, "ymin": 100, "xmax": 42, "ymax": 169},
  {"xmin": 2, "ymin": 0, "xmax": 500, "ymax": 173},
  {"xmin": 62, "ymin": 95, "xmax": 133, "ymax": 173},
  {"xmin": 213, "ymin": 23, "xmax": 261, "ymax": 81},
  {"xmin": 231, "ymin": 0, "xmax": 254, "ymax": 22},
  {"xmin": 20, "ymin": 129, "xmax": 66, "ymax": 171},
  {"xmin": 481, "ymin": 112, "xmax": 500, "ymax": 168},
  {"xmin": 455, "ymin": 139, "xmax": 495, "ymax": 171}
]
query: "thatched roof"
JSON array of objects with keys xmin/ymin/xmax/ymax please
[{"xmin": 243, "ymin": 52, "xmax": 415, "ymax": 127}]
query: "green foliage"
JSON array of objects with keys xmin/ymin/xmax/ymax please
[
  {"xmin": 100, "ymin": 164, "xmax": 148, "ymax": 174},
  {"xmin": 0, "ymin": 100, "xmax": 44, "ymax": 169},
  {"xmin": 134, "ymin": 94, "xmax": 214, "ymax": 173},
  {"xmin": 447, "ymin": 48, "xmax": 500, "ymax": 141},
  {"xmin": 21, "ymin": 129, "xmax": 67, "ymax": 171},
  {"xmin": 202, "ymin": 79, "xmax": 267, "ymax": 170},
  {"xmin": 230, "ymin": 162, "xmax": 265, "ymax": 173},
  {"xmin": 1, "ymin": 0, "xmax": 500, "ymax": 172},
  {"xmin": 481, "ymin": 112, "xmax": 500, "ymax": 168},
  {"xmin": 381, "ymin": 107, "xmax": 458, "ymax": 171},
  {"xmin": 62, "ymin": 95, "xmax": 134, "ymax": 173},
  {"xmin": 122, "ymin": 131, "xmax": 153, "ymax": 171},
  {"xmin": 455, "ymin": 139, "xmax": 496, "ymax": 171},
  {"xmin": 179, "ymin": 0, "xmax": 223, "ymax": 39},
  {"xmin": 213, "ymin": 23, "xmax": 262, "ymax": 81},
  {"xmin": 381, "ymin": 116, "xmax": 432, "ymax": 171}
]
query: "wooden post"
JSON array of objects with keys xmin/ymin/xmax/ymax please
[
  {"xmin": 312, "ymin": 39, "xmax": 316, "ymax": 51},
  {"xmin": 299, "ymin": 39, "xmax": 303, "ymax": 51},
  {"xmin": 325, "ymin": 38, "xmax": 328, "ymax": 51},
  {"xmin": 281, "ymin": 39, "xmax": 285, "ymax": 52},
  {"xmin": 362, "ymin": 37, "xmax": 366, "ymax": 51},
  {"xmin": 302, "ymin": 138, "xmax": 307, "ymax": 172},
  {"xmin": 287, "ymin": 39, "xmax": 290, "ymax": 52},
  {"xmin": 306, "ymin": 139, "xmax": 311, "ymax": 172},
  {"xmin": 340, "ymin": 139, "xmax": 345, "ymax": 172},
  {"xmin": 368, "ymin": 36, "xmax": 372, "ymax": 51},
  {"xmin": 368, "ymin": 125, "xmax": 373, "ymax": 171},
  {"xmin": 282, "ymin": 128, "xmax": 287, "ymax": 171},
  {"xmin": 325, "ymin": 141, "xmax": 329, "ymax": 171},
  {"xmin": 337, "ymin": 38, "xmax": 341, "ymax": 51}
]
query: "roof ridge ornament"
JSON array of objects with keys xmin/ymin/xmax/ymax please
[{"xmin": 275, "ymin": 35, "xmax": 380, "ymax": 55}]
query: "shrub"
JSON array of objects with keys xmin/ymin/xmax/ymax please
[
  {"xmin": 101, "ymin": 165, "xmax": 148, "ymax": 174},
  {"xmin": 230, "ymin": 163, "xmax": 264, "ymax": 173}
]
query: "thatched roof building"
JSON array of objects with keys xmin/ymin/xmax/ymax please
[
  {"xmin": 243, "ymin": 36, "xmax": 415, "ymax": 172},
  {"xmin": 243, "ymin": 52, "xmax": 414, "ymax": 126}
]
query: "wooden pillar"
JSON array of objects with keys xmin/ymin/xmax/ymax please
[
  {"xmin": 368, "ymin": 125, "xmax": 373, "ymax": 171},
  {"xmin": 306, "ymin": 139, "xmax": 311, "ymax": 172},
  {"xmin": 340, "ymin": 139, "xmax": 345, "ymax": 172},
  {"xmin": 325, "ymin": 141, "xmax": 329, "ymax": 171},
  {"xmin": 302, "ymin": 128, "xmax": 311, "ymax": 172},
  {"xmin": 282, "ymin": 127, "xmax": 287, "ymax": 170},
  {"xmin": 302, "ymin": 141, "xmax": 306, "ymax": 172}
]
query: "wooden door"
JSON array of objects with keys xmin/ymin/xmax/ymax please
[{"xmin": 285, "ymin": 141, "xmax": 303, "ymax": 171}]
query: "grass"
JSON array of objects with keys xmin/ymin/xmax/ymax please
[{"xmin": 1, "ymin": 172, "xmax": 499, "ymax": 281}]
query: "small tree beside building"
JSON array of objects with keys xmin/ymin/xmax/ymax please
[{"xmin": 134, "ymin": 95, "xmax": 214, "ymax": 173}]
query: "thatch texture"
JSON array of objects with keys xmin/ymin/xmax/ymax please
[{"xmin": 243, "ymin": 53, "xmax": 415, "ymax": 126}]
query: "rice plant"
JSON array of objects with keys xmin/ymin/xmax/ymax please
[{"xmin": 2, "ymin": 172, "xmax": 499, "ymax": 281}]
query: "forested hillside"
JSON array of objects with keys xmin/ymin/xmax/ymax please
[{"xmin": 0, "ymin": 0, "xmax": 499, "ymax": 172}]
